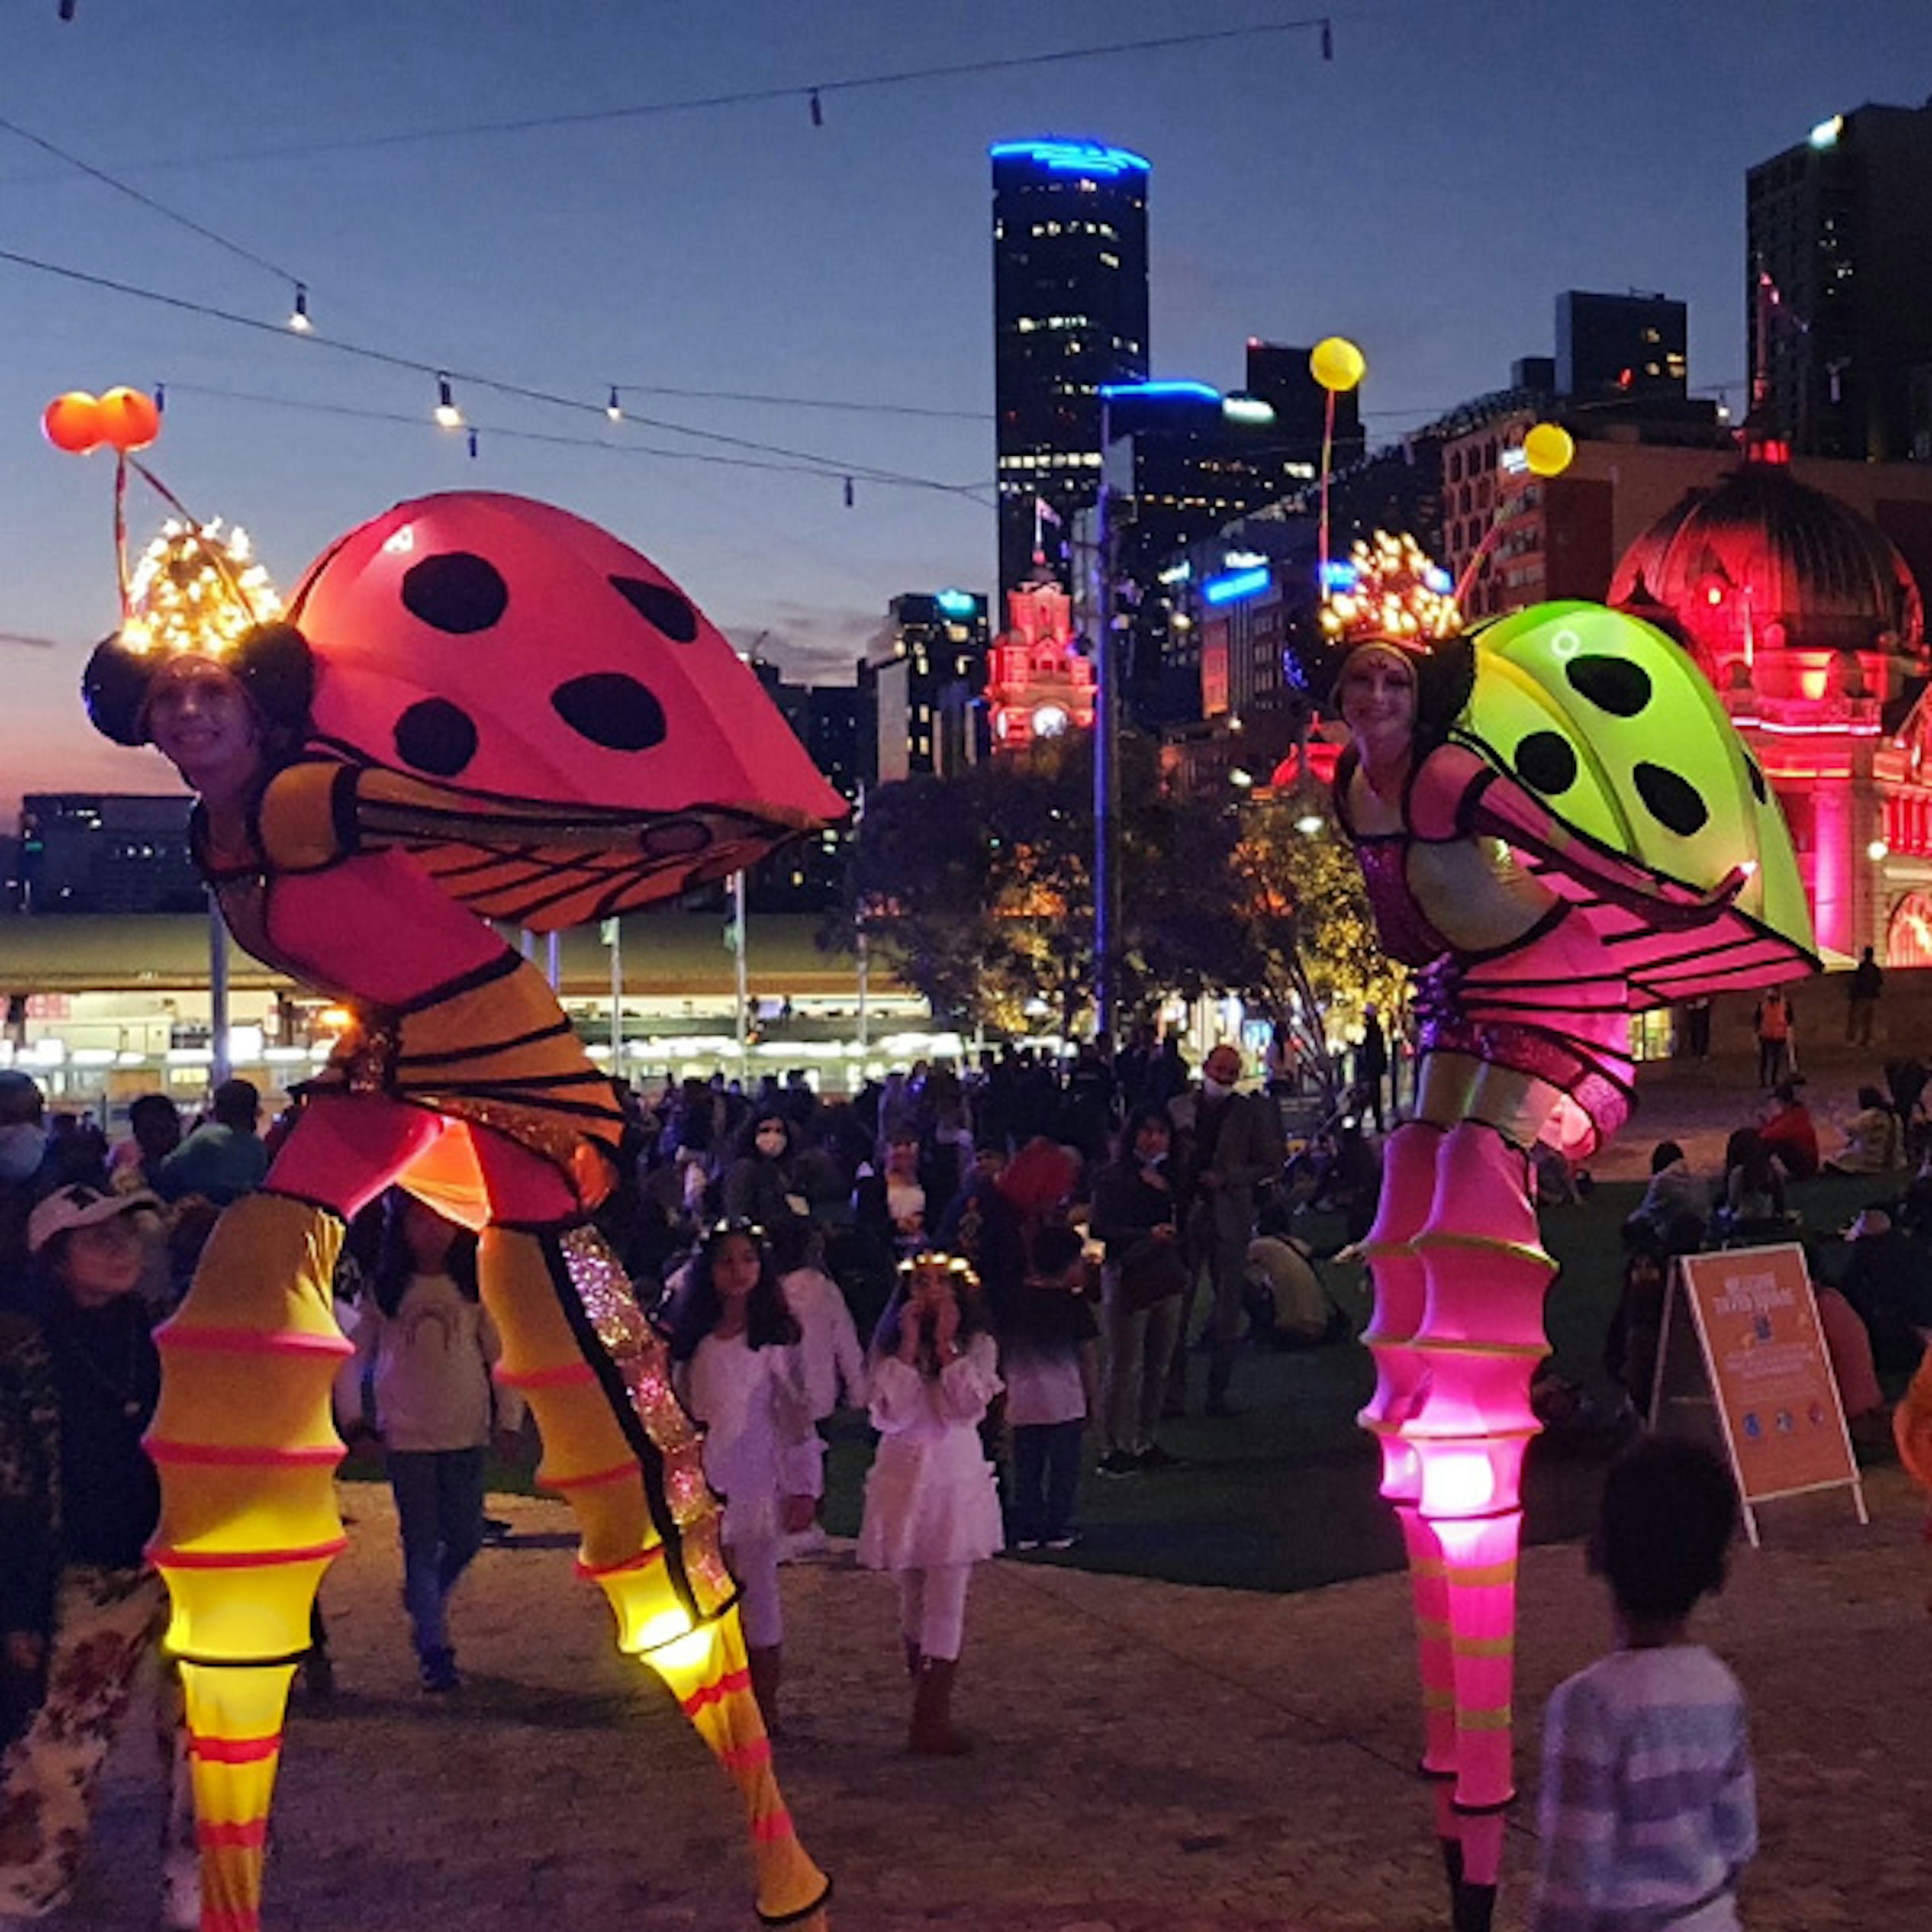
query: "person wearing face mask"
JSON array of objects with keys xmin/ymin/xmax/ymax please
[
  {"xmin": 1165, "ymin": 1046, "xmax": 1284, "ymax": 1418},
  {"xmin": 722, "ymin": 1112, "xmax": 809, "ymax": 1234},
  {"xmin": 0, "ymin": 1072, "xmax": 52, "ymax": 1311}
]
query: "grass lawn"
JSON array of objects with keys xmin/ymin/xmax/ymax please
[{"xmin": 345, "ymin": 1164, "xmax": 1894, "ymax": 1597}]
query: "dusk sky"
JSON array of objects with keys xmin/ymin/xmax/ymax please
[{"xmin": 4, "ymin": 1, "xmax": 1932, "ymax": 811}]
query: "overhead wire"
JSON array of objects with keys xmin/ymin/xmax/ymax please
[
  {"xmin": 0, "ymin": 243, "xmax": 990, "ymax": 500},
  {"xmin": 50, "ymin": 11, "xmax": 1339, "ymax": 167}
]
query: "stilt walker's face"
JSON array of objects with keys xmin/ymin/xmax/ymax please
[
  {"xmin": 1337, "ymin": 646, "xmax": 1417, "ymax": 765},
  {"xmin": 146, "ymin": 659, "xmax": 265, "ymax": 807}
]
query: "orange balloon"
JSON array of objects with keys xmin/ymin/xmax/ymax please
[
  {"xmin": 42, "ymin": 390, "xmax": 104, "ymax": 454},
  {"xmin": 98, "ymin": 386, "xmax": 162, "ymax": 452}
]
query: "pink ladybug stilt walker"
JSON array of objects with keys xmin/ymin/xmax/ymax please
[{"xmin": 49, "ymin": 392, "xmax": 838, "ymax": 1930}]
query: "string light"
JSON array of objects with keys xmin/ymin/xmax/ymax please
[
  {"xmin": 288, "ymin": 282, "xmax": 311, "ymax": 332},
  {"xmin": 434, "ymin": 373, "xmax": 462, "ymax": 430},
  {"xmin": 120, "ymin": 520, "xmax": 281, "ymax": 662},
  {"xmin": 467, "ymin": 428, "xmax": 479, "ymax": 460},
  {"xmin": 606, "ymin": 384, "xmax": 623, "ymax": 423},
  {"xmin": 809, "ymin": 89, "xmax": 824, "ymax": 127},
  {"xmin": 843, "ymin": 476, "xmax": 854, "ymax": 509}
]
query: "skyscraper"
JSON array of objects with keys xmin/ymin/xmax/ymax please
[
  {"xmin": 1555, "ymin": 290, "xmax": 1688, "ymax": 403},
  {"xmin": 992, "ymin": 139, "xmax": 1151, "ymax": 601},
  {"xmin": 1747, "ymin": 100, "xmax": 1932, "ymax": 460}
]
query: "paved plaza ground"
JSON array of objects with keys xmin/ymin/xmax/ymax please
[
  {"xmin": 47, "ymin": 1038, "xmax": 1932, "ymax": 1930},
  {"xmin": 65, "ymin": 1472, "xmax": 1930, "ymax": 1932}
]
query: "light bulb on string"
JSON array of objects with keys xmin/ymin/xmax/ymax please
[
  {"xmin": 467, "ymin": 428, "xmax": 479, "ymax": 460},
  {"xmin": 154, "ymin": 382, "xmax": 166, "ymax": 416},
  {"xmin": 434, "ymin": 374, "xmax": 462, "ymax": 430},
  {"xmin": 288, "ymin": 283, "xmax": 312, "ymax": 333},
  {"xmin": 843, "ymin": 476, "xmax": 854, "ymax": 509},
  {"xmin": 606, "ymin": 385, "xmax": 623, "ymax": 423},
  {"xmin": 809, "ymin": 89, "xmax": 824, "ymax": 127}
]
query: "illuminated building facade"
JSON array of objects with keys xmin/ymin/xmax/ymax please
[
  {"xmin": 992, "ymin": 140, "xmax": 1151, "ymax": 603},
  {"xmin": 984, "ymin": 577, "xmax": 1095, "ymax": 755},
  {"xmin": 1747, "ymin": 100, "xmax": 1932, "ymax": 461},
  {"xmin": 857, "ymin": 590, "xmax": 990, "ymax": 786},
  {"xmin": 1608, "ymin": 450, "xmax": 1932, "ymax": 961}
]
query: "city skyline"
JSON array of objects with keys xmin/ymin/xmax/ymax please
[{"xmin": 4, "ymin": 2, "xmax": 1932, "ymax": 812}]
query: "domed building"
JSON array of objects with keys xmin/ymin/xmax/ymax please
[{"xmin": 1609, "ymin": 447, "xmax": 1932, "ymax": 962}]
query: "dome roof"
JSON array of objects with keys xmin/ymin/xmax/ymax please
[{"xmin": 1608, "ymin": 458, "xmax": 1924, "ymax": 659}]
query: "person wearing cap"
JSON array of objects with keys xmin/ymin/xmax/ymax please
[{"xmin": 0, "ymin": 1183, "xmax": 195, "ymax": 1926}]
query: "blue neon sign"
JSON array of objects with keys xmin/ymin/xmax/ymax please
[{"xmin": 1203, "ymin": 566, "xmax": 1271, "ymax": 606}]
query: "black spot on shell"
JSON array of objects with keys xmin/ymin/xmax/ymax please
[
  {"xmin": 1634, "ymin": 762, "xmax": 1709, "ymax": 837},
  {"xmin": 1565, "ymin": 654, "xmax": 1652, "ymax": 718},
  {"xmin": 1514, "ymin": 731, "xmax": 1579, "ymax": 796},
  {"xmin": 401, "ymin": 553, "xmax": 509, "ymax": 634},
  {"xmin": 1745, "ymin": 756, "xmax": 1768, "ymax": 804},
  {"xmin": 394, "ymin": 698, "xmax": 478, "ymax": 778},
  {"xmin": 552, "ymin": 672, "xmax": 667, "ymax": 752},
  {"xmin": 611, "ymin": 576, "xmax": 699, "ymax": 643}
]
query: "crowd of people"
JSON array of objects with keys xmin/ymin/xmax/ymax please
[
  {"xmin": 15, "ymin": 1019, "xmax": 1923, "ymax": 1926},
  {"xmin": 0, "ymin": 1030, "xmax": 1362, "ymax": 1915}
]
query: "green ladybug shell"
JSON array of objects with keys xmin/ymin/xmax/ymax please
[{"xmin": 1453, "ymin": 601, "xmax": 1817, "ymax": 1005}]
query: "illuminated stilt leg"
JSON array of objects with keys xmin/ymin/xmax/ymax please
[
  {"xmin": 1355, "ymin": 1121, "xmax": 1457, "ymax": 1786},
  {"xmin": 145, "ymin": 1192, "xmax": 350, "ymax": 1932},
  {"xmin": 481, "ymin": 1224, "xmax": 830, "ymax": 1928},
  {"xmin": 1408, "ymin": 1122, "xmax": 1555, "ymax": 1924}
]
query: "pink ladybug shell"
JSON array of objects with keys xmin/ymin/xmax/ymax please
[{"xmin": 286, "ymin": 491, "xmax": 846, "ymax": 926}]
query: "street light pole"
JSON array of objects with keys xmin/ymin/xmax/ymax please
[{"xmin": 1093, "ymin": 391, "xmax": 1120, "ymax": 1040}]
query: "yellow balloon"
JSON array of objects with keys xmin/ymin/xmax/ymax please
[
  {"xmin": 1522, "ymin": 422, "xmax": 1575, "ymax": 477},
  {"xmin": 1309, "ymin": 336, "xmax": 1366, "ymax": 393}
]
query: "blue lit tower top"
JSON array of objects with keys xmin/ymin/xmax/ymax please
[{"xmin": 992, "ymin": 137, "xmax": 1152, "ymax": 602}]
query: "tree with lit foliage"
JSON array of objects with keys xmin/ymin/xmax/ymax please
[
  {"xmin": 834, "ymin": 733, "xmax": 1400, "ymax": 1056},
  {"xmin": 1225, "ymin": 774, "xmax": 1407, "ymax": 1098}
]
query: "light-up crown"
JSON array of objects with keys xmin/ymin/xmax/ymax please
[
  {"xmin": 119, "ymin": 519, "xmax": 281, "ymax": 662},
  {"xmin": 1318, "ymin": 530, "xmax": 1460, "ymax": 653}
]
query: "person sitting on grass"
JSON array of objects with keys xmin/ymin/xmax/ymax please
[
  {"xmin": 1531, "ymin": 1437, "xmax": 1756, "ymax": 1932},
  {"xmin": 1756, "ymin": 1080, "xmax": 1818, "ymax": 1182},
  {"xmin": 1825, "ymin": 1087, "xmax": 1901, "ymax": 1176}
]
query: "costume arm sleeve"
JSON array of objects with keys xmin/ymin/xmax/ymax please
[
  {"xmin": 1418, "ymin": 744, "xmax": 1737, "ymax": 930},
  {"xmin": 254, "ymin": 762, "xmax": 657, "ymax": 870},
  {"xmin": 1528, "ymin": 1678, "xmax": 1618, "ymax": 1931}
]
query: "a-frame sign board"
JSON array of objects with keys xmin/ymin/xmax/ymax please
[{"xmin": 1652, "ymin": 1242, "xmax": 1867, "ymax": 1547}]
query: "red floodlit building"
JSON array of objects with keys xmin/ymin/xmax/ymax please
[
  {"xmin": 1607, "ymin": 446, "xmax": 1932, "ymax": 963},
  {"xmin": 984, "ymin": 576, "xmax": 1097, "ymax": 754}
]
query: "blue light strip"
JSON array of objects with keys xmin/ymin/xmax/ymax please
[
  {"xmin": 990, "ymin": 139, "xmax": 1152, "ymax": 177},
  {"xmin": 1203, "ymin": 566, "xmax": 1271, "ymax": 606},
  {"xmin": 1099, "ymin": 380, "xmax": 1222, "ymax": 403}
]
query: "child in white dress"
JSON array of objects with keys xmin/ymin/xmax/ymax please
[
  {"xmin": 768, "ymin": 1217, "xmax": 867, "ymax": 1560},
  {"xmin": 858, "ymin": 1251, "xmax": 1003, "ymax": 1754},
  {"xmin": 669, "ymin": 1221, "xmax": 818, "ymax": 1735}
]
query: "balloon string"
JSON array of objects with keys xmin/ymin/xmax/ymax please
[
  {"xmin": 1452, "ymin": 491, "xmax": 1521, "ymax": 610},
  {"xmin": 124, "ymin": 455, "xmax": 268, "ymax": 623},
  {"xmin": 112, "ymin": 453, "xmax": 130, "ymax": 623},
  {"xmin": 1317, "ymin": 387, "xmax": 1337, "ymax": 593}
]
